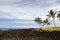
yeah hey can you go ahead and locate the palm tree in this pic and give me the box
[43,19,50,26]
[46,9,57,30]
[57,11,60,20]
[34,17,42,24]
[34,17,43,31]
[42,18,51,31]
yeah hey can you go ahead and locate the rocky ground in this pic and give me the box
[0,29,60,40]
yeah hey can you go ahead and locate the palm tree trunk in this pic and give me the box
[52,18,57,30]
[47,24,50,31]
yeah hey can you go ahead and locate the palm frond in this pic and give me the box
[34,17,42,23]
[57,13,60,20]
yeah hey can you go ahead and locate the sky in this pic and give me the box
[0,0,60,28]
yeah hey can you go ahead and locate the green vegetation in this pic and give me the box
[42,26,60,31]
[34,9,60,31]
[46,10,57,30]
[57,11,60,20]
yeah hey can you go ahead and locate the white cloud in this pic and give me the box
[0,0,60,20]
[0,5,47,20]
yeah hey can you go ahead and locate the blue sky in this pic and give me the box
[0,0,60,28]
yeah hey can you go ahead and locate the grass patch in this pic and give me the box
[42,26,60,31]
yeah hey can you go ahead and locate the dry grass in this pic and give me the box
[42,26,60,31]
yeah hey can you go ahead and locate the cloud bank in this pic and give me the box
[0,0,60,20]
